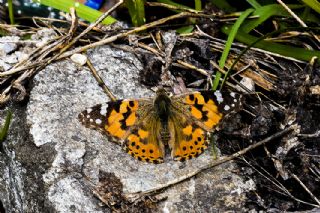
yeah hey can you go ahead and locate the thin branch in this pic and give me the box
[86,58,117,101]
[276,0,320,46]
[0,8,79,103]
[146,2,202,14]
[291,173,320,206]
[136,42,165,58]
[298,130,320,138]
[59,0,124,54]
[58,12,215,60]
[209,60,253,93]
[177,60,210,77]
[3,12,215,78]
[0,37,63,77]
[196,26,306,64]
[172,60,238,90]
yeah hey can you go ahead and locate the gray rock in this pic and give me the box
[0,36,19,56]
[0,106,56,212]
[0,36,19,71]
[1,45,251,212]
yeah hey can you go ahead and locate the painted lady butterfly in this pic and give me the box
[78,88,242,163]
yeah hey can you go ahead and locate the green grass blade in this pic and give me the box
[125,0,145,26]
[174,0,201,34]
[210,136,218,160]
[302,6,311,20]
[34,0,117,25]
[241,4,304,33]
[194,0,202,11]
[222,25,320,62]
[176,25,194,34]
[212,8,254,90]
[0,110,12,142]
[246,0,261,9]
[301,0,320,14]
[157,0,193,10]
[8,0,15,24]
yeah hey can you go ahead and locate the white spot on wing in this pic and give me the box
[224,105,230,111]
[230,92,236,98]
[214,91,224,103]
[86,108,92,113]
[234,98,237,103]
[231,104,235,107]
[95,119,102,124]
[89,119,93,122]
[100,103,108,115]
[86,115,90,118]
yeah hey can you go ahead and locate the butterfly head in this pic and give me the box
[154,88,172,120]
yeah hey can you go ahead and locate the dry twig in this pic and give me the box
[59,0,124,54]
[0,8,79,103]
[291,173,320,206]
[58,12,216,60]
[276,0,320,46]
[86,58,117,101]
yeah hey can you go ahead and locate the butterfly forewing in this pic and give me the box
[78,103,109,135]
[78,100,142,140]
[175,90,242,131]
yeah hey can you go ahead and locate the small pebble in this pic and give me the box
[70,53,87,66]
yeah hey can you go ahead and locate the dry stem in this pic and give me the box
[86,58,117,101]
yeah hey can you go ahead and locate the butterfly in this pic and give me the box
[78,88,242,164]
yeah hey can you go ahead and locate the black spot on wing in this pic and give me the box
[179,157,186,162]
[106,101,122,114]
[119,106,132,130]
[185,134,192,141]
[131,128,138,135]
[129,101,135,107]
[193,96,204,112]
[153,159,162,164]
[200,110,209,122]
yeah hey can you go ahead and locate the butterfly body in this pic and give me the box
[79,89,242,163]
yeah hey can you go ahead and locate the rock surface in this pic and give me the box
[0,45,252,212]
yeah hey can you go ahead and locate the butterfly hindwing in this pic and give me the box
[168,112,209,161]
[124,113,165,163]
